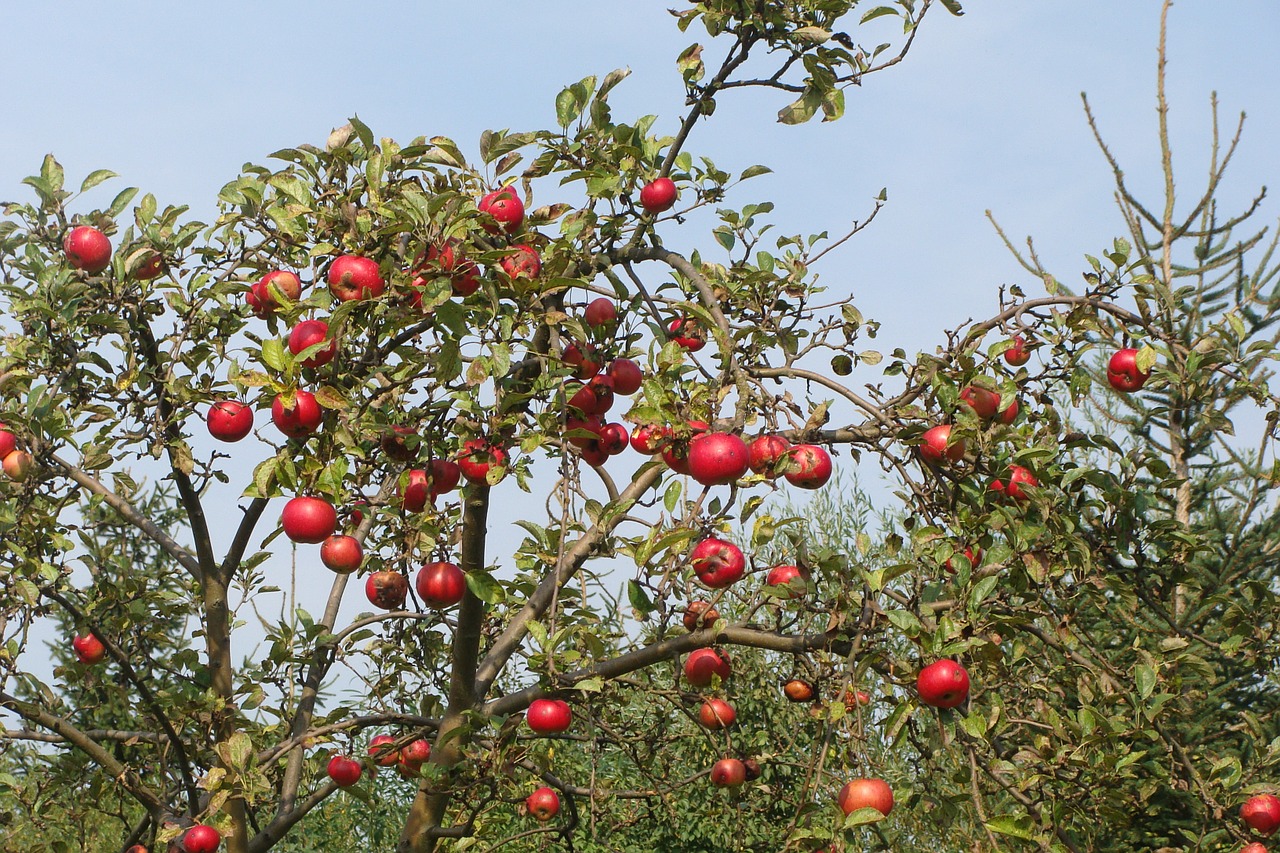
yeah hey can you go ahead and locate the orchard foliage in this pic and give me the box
[1,1,1279,852]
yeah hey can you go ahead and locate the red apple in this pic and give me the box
[838,778,894,817]
[416,561,466,609]
[1241,844,1268,853]
[365,570,409,611]
[916,659,970,709]
[710,757,746,788]
[783,679,815,702]
[526,786,561,821]
[457,439,507,485]
[764,564,808,599]
[288,319,337,368]
[248,269,303,317]
[944,545,982,575]
[1241,794,1280,837]
[698,698,736,729]
[72,633,106,665]
[206,401,254,442]
[134,251,165,280]
[327,754,363,787]
[368,734,399,767]
[320,535,363,574]
[687,432,750,486]
[841,688,872,710]
[430,459,462,498]
[414,240,481,297]
[563,342,602,379]
[327,255,385,301]
[639,177,678,214]
[959,385,1001,420]
[399,468,431,513]
[566,415,604,449]
[182,825,221,853]
[2,450,33,482]
[479,186,525,234]
[997,396,1020,425]
[380,425,418,463]
[668,317,706,351]
[125,846,148,853]
[583,297,617,328]
[630,424,668,455]
[607,358,643,395]
[597,423,630,455]
[989,464,1038,503]
[747,434,790,477]
[281,496,337,544]
[400,738,431,766]
[662,420,709,475]
[63,225,112,273]
[683,600,719,631]
[690,537,746,589]
[527,698,572,734]
[784,444,832,489]
[499,244,541,280]
[919,424,964,464]
[272,390,323,439]
[0,426,15,459]
[1107,347,1150,392]
[1004,335,1030,366]
[348,500,367,529]
[684,648,731,687]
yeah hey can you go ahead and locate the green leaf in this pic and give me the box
[940,0,965,14]
[886,609,922,637]
[777,90,822,125]
[860,6,900,23]
[40,154,65,193]
[80,169,117,193]
[985,814,1035,840]
[627,579,655,615]
[843,806,888,827]
[739,165,772,181]
[663,480,682,514]
[260,338,288,372]
[1135,663,1157,700]
[464,569,505,604]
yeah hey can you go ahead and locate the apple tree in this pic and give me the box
[2,1,1279,852]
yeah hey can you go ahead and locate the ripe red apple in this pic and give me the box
[320,535,363,574]
[630,424,668,455]
[662,420,709,474]
[400,738,431,766]
[698,698,737,729]
[748,434,791,477]
[63,225,112,273]
[916,659,970,709]
[527,698,572,734]
[457,439,507,485]
[562,342,601,379]
[583,297,617,328]
[3,450,34,482]
[365,570,409,611]
[368,734,399,767]
[668,317,706,351]
[479,186,525,234]
[710,757,746,788]
[567,382,599,414]
[841,688,872,710]
[960,385,1001,420]
[248,269,304,317]
[783,679,815,702]
[1107,347,1150,392]
[414,240,481,297]
[499,244,541,280]
[125,845,148,853]
[526,786,561,821]
[380,425,418,463]
[327,754,363,787]
[687,432,750,486]
[327,255,385,301]
[690,537,746,589]
[997,396,1020,425]
[639,177,678,214]
[566,414,604,449]
[1241,794,1280,837]
[399,468,431,513]
[597,423,630,455]
[585,374,616,415]
[684,648,731,687]
[989,464,1038,503]
[683,600,719,631]
[0,426,15,459]
[943,545,982,574]
[1241,844,1268,853]
[765,564,808,599]
[1004,335,1030,366]
[416,561,466,609]
[271,390,323,439]
[280,496,336,544]
[134,251,165,280]
[784,444,832,489]
[578,438,609,466]
[288,319,337,368]
[182,825,221,853]
[607,358,643,395]
[206,401,254,442]
[72,633,106,665]
[430,459,462,498]
[838,778,894,817]
[919,424,964,464]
